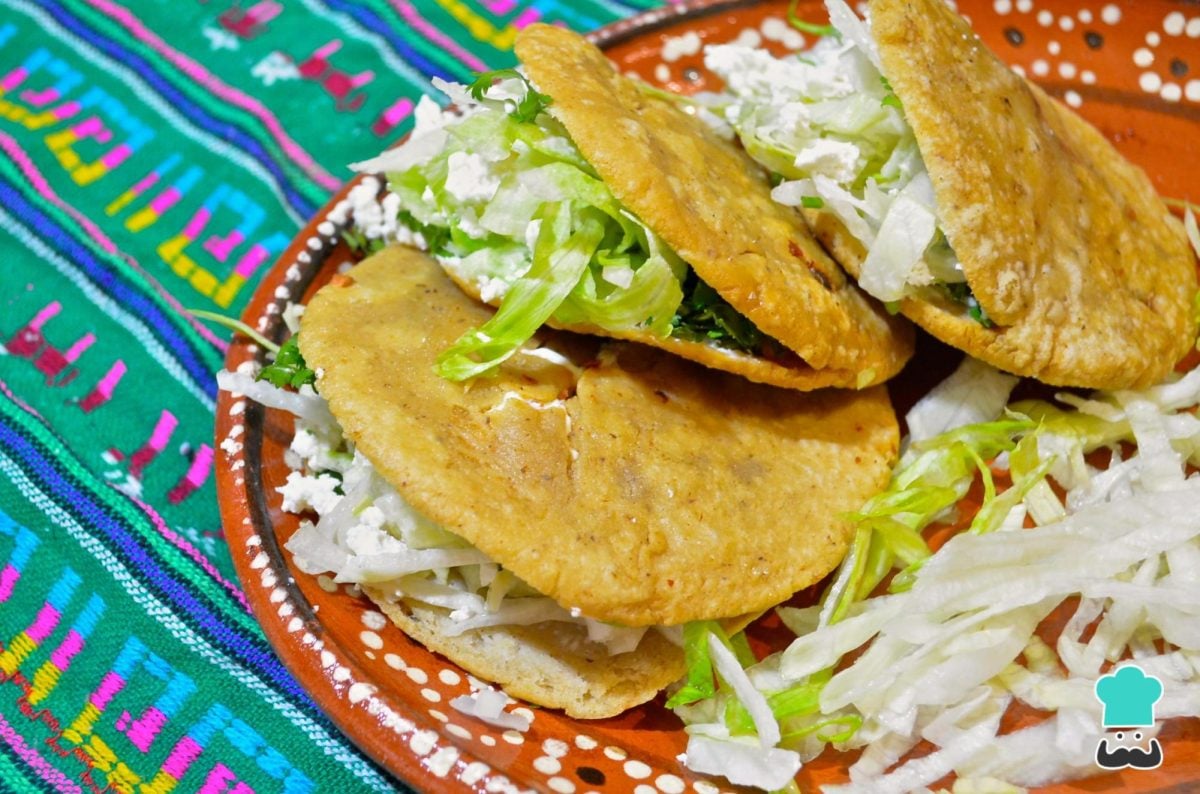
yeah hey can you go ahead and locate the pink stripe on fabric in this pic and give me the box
[20,87,60,108]
[29,301,62,330]
[62,333,95,363]
[380,97,414,127]
[84,0,340,191]
[512,8,540,28]
[100,143,133,169]
[128,171,160,195]
[198,762,237,794]
[233,244,268,278]
[71,116,103,138]
[95,360,127,397]
[125,492,249,613]
[182,208,211,239]
[388,0,489,72]
[53,100,82,120]
[183,444,213,487]
[0,710,84,793]
[50,630,85,669]
[148,186,182,214]
[0,566,19,603]
[91,672,125,710]
[147,411,178,452]
[0,131,228,351]
[26,604,60,643]
[482,0,516,13]
[162,735,203,779]
[1,68,28,92]
[126,706,167,752]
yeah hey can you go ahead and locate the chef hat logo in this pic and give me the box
[1094,665,1163,728]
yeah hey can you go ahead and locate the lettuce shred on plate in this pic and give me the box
[348,71,782,380]
[670,352,1200,792]
[702,0,991,325]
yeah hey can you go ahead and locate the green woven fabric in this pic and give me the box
[0,0,658,789]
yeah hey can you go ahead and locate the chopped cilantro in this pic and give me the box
[787,0,839,37]
[396,210,451,256]
[945,282,995,328]
[880,76,903,110]
[258,335,317,389]
[800,195,825,209]
[467,68,552,123]
[341,227,387,260]
[670,274,765,353]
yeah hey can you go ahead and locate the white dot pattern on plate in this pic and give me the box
[439,669,461,686]
[548,778,576,794]
[542,738,569,758]
[421,687,442,703]
[428,709,448,723]
[533,756,562,775]
[656,774,685,794]
[634,785,657,794]
[384,653,405,670]
[446,723,472,740]
[360,610,388,631]
[502,730,524,745]
[574,734,598,750]
[624,760,652,780]
[603,745,628,761]
[359,630,383,650]
[405,666,428,684]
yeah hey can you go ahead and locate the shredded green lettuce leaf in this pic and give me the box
[373,74,784,380]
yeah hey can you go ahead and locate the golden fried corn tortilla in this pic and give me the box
[301,246,899,631]
[808,0,1197,389]
[451,24,913,391]
[363,589,686,719]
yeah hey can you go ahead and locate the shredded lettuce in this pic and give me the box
[355,74,780,379]
[705,0,996,324]
[675,360,1200,792]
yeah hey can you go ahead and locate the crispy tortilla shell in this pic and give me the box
[362,588,685,719]
[444,268,861,392]
[513,24,914,386]
[300,246,899,628]
[850,0,1198,388]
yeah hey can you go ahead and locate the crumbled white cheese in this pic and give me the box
[277,471,342,515]
[444,151,501,204]
[792,138,861,183]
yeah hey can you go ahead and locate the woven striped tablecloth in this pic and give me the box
[0,1,658,789]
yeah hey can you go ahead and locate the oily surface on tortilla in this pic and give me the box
[513,24,913,385]
[857,0,1197,389]
[300,246,899,628]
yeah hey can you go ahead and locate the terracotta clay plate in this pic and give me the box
[215,1,1200,791]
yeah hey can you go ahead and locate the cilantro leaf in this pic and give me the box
[341,227,387,260]
[800,195,825,209]
[670,274,766,353]
[258,335,316,389]
[787,0,839,37]
[467,68,552,123]
[944,282,995,328]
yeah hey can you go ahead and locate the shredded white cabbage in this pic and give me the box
[905,358,1019,443]
[677,361,1200,791]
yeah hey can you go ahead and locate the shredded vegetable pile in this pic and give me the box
[670,352,1200,792]
[351,72,775,381]
[704,0,988,323]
